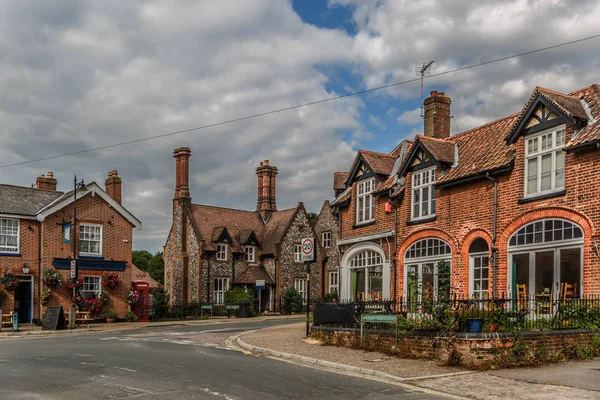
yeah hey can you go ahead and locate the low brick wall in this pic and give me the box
[311,326,600,368]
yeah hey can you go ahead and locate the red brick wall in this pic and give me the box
[395,126,600,297]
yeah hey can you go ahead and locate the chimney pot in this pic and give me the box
[438,92,445,97]
[260,161,264,167]
[105,170,122,205]
[36,172,57,191]
[430,91,438,96]
[264,160,269,166]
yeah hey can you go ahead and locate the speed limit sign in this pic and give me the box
[301,237,315,262]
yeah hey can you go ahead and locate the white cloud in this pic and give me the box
[397,108,422,126]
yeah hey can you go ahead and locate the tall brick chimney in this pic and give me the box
[173,147,191,199]
[256,160,278,219]
[424,91,451,139]
[36,172,57,191]
[105,170,122,204]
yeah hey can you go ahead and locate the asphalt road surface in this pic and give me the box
[0,319,450,399]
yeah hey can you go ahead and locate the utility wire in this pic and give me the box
[2,33,600,169]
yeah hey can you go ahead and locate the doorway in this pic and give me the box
[14,276,33,323]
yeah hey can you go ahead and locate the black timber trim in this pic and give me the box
[399,140,437,177]
[410,159,437,172]
[354,170,376,182]
[214,227,233,244]
[352,220,376,229]
[406,216,437,226]
[518,189,566,204]
[434,163,513,189]
[507,95,575,144]
[565,139,600,153]
[243,230,260,247]
[346,154,374,185]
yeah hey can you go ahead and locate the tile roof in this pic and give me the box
[333,172,348,190]
[567,84,600,148]
[0,184,63,216]
[390,186,405,199]
[361,150,397,176]
[132,264,162,288]
[190,204,297,254]
[418,135,455,164]
[235,264,274,284]
[331,187,351,206]
[375,176,396,193]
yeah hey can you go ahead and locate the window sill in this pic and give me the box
[79,254,104,260]
[518,189,566,204]
[0,252,21,257]
[352,220,376,229]
[406,216,437,226]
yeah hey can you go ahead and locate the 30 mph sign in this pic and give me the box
[301,237,315,262]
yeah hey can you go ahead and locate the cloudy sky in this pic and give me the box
[1,0,599,252]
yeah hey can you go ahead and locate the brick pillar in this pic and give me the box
[256,161,264,211]
[256,160,278,219]
[105,170,122,204]
[424,91,452,139]
[36,172,57,191]
[173,147,191,199]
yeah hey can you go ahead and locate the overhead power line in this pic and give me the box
[2,33,600,169]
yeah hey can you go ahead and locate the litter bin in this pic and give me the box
[239,302,250,318]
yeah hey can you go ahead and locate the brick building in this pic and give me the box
[0,171,142,323]
[331,84,600,304]
[163,148,320,310]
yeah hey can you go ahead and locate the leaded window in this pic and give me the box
[405,238,451,260]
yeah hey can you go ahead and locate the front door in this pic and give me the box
[14,277,32,323]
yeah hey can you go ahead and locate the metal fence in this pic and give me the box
[152,302,246,320]
[324,294,600,332]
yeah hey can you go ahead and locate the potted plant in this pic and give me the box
[0,272,19,292]
[102,272,120,290]
[105,311,118,323]
[460,304,484,333]
[125,311,137,322]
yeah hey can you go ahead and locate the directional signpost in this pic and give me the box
[70,260,76,279]
[301,238,315,336]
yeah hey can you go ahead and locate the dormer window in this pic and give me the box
[411,167,436,221]
[244,246,255,262]
[216,243,227,261]
[525,126,565,197]
[356,178,375,224]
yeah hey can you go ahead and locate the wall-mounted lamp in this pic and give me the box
[594,242,600,257]
[22,264,30,274]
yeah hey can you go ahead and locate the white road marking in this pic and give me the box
[200,387,238,399]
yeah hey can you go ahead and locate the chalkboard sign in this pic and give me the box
[42,306,66,331]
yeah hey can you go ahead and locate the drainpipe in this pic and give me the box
[393,199,398,306]
[206,254,211,304]
[37,222,42,323]
[485,173,498,297]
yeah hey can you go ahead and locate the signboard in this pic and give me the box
[42,306,66,331]
[256,279,265,290]
[63,223,71,244]
[70,260,76,279]
[301,237,315,262]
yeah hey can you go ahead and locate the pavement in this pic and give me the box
[0,318,451,399]
[237,322,600,399]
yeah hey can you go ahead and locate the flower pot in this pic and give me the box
[106,318,115,324]
[488,323,497,333]
[466,318,483,333]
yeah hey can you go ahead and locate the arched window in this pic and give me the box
[508,219,583,305]
[404,238,452,306]
[469,239,489,299]
[349,250,383,301]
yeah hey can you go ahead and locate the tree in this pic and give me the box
[147,252,164,285]
[307,212,318,227]
[132,250,152,271]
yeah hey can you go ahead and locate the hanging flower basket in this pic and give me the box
[79,292,109,317]
[41,288,52,306]
[43,268,63,288]
[127,288,140,306]
[67,277,84,291]
[0,272,18,292]
[102,272,120,290]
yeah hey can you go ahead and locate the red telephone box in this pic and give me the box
[132,281,150,322]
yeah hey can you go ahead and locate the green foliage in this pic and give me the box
[125,311,138,322]
[282,287,303,314]
[224,286,253,305]
[557,301,600,330]
[105,311,118,319]
[307,212,318,227]
[323,290,338,303]
[133,250,164,285]
[132,250,153,271]
[150,288,169,318]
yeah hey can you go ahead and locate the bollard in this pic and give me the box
[69,306,76,329]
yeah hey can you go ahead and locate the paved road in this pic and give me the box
[0,320,450,399]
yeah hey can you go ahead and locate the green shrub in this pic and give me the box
[150,288,169,319]
[105,311,118,319]
[224,286,253,305]
[282,287,303,314]
[323,290,338,303]
[125,311,138,322]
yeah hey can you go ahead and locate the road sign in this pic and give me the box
[256,280,265,290]
[301,237,315,262]
[70,260,76,279]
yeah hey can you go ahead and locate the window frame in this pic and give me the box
[294,244,302,263]
[328,271,339,294]
[216,243,227,261]
[213,277,229,305]
[411,167,436,221]
[524,125,566,198]
[0,218,20,254]
[469,252,490,299]
[356,178,375,225]
[321,231,332,248]
[244,245,255,262]
[79,223,103,257]
[293,278,308,305]
[81,276,102,300]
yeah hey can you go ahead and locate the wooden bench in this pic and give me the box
[0,313,11,331]
[64,311,91,328]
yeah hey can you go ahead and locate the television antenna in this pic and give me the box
[415,61,434,118]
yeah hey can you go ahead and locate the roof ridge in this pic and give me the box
[449,112,520,140]
[0,182,64,194]
[417,135,453,143]
[359,149,395,157]
[192,203,258,214]
[568,83,599,97]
